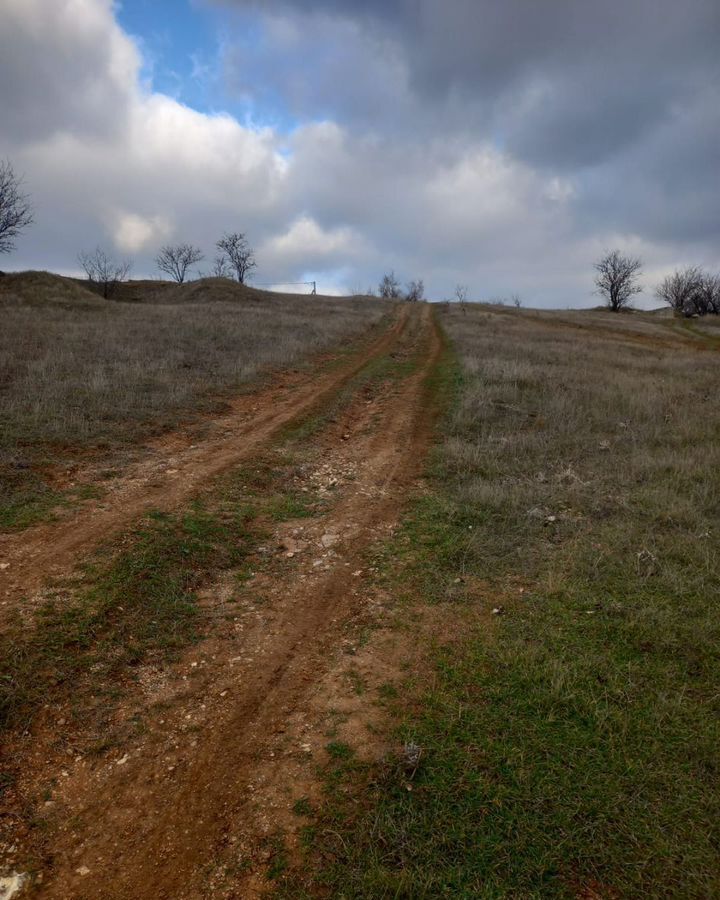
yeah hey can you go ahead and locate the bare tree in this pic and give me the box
[379,271,402,299]
[655,266,703,317]
[156,243,204,283]
[216,232,256,283]
[0,159,34,255]
[455,284,468,313]
[511,293,522,309]
[594,250,643,312]
[695,271,720,315]
[405,278,425,302]
[211,254,233,278]
[78,247,132,299]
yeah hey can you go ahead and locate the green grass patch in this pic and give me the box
[293,797,314,817]
[0,463,64,530]
[267,491,316,522]
[0,500,255,732]
[326,741,355,761]
[0,486,63,531]
[0,462,108,532]
[266,835,290,881]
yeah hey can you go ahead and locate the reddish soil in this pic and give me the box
[1,303,443,898]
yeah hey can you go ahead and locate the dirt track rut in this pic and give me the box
[2,303,442,898]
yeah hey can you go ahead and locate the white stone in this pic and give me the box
[0,873,28,900]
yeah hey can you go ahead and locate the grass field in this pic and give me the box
[298,306,720,897]
[0,272,387,529]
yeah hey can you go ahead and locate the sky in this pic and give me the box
[1,0,718,306]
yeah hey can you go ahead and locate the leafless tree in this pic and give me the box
[156,243,204,283]
[455,284,468,312]
[695,271,720,315]
[78,247,132,299]
[405,278,424,302]
[593,250,643,312]
[0,159,34,254]
[210,254,233,278]
[655,266,703,317]
[216,232,256,283]
[379,271,402,299]
[511,293,522,309]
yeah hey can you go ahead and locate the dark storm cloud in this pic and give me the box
[577,87,720,248]
[218,0,720,255]
[220,0,720,169]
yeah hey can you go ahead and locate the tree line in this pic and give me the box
[594,249,720,316]
[374,272,425,301]
[2,159,717,314]
[77,234,256,297]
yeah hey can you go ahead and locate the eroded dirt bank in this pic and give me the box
[2,303,443,898]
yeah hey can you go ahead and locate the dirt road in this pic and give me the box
[1,303,443,898]
[0,305,408,631]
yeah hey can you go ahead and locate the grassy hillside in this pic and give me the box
[0,270,106,309]
[0,272,388,529]
[71,275,336,306]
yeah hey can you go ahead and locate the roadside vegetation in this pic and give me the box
[0,271,387,529]
[298,306,720,897]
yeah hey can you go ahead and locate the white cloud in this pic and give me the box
[1,0,139,140]
[260,216,368,271]
[112,212,172,254]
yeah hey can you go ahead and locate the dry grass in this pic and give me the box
[443,306,719,525]
[0,271,388,527]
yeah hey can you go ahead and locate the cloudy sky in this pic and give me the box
[1,0,718,306]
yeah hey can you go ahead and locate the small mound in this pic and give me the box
[584,305,636,314]
[172,277,269,304]
[81,277,273,305]
[1,271,345,308]
[109,277,304,305]
[75,278,180,303]
[0,271,103,308]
